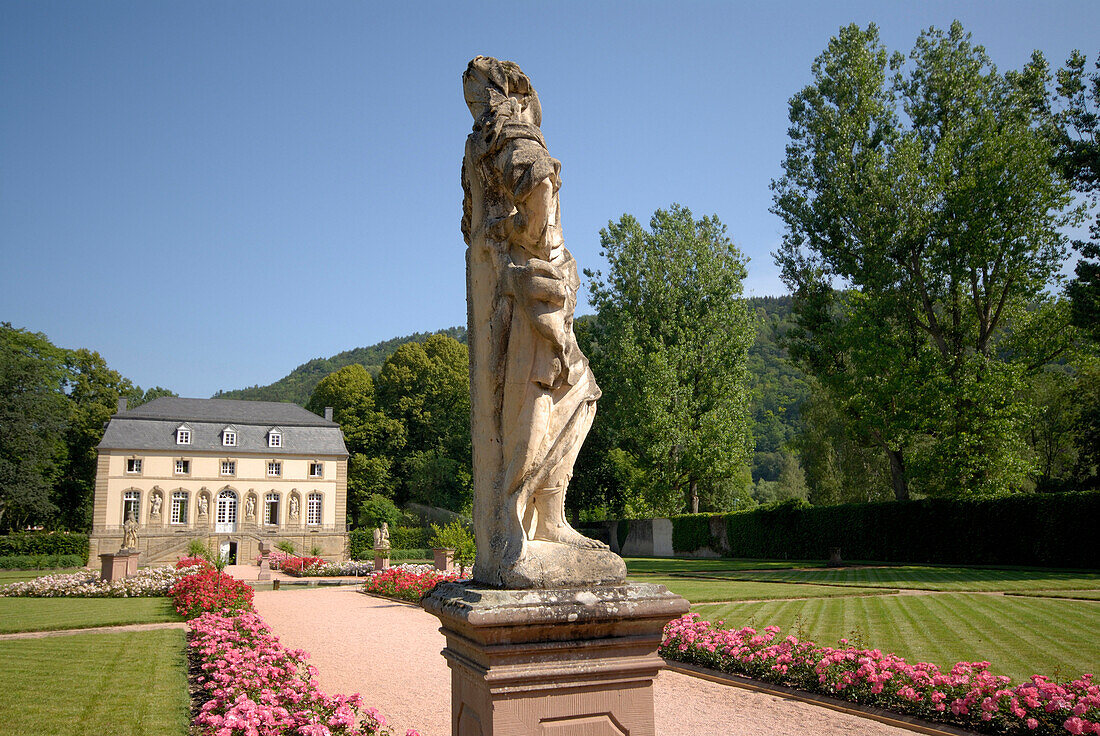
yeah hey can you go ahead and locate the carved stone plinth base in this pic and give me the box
[99,550,140,581]
[423,581,689,736]
[434,548,455,573]
[374,551,390,572]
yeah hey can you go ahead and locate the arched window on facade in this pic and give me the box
[171,491,189,525]
[123,490,140,524]
[216,489,238,533]
[264,492,280,526]
[306,493,322,526]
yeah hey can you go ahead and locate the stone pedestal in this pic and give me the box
[434,547,455,573]
[374,549,390,572]
[423,581,688,736]
[99,550,140,581]
[257,547,271,581]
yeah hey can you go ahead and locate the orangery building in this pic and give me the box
[90,397,349,565]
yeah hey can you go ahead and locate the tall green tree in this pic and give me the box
[306,363,404,525]
[375,334,471,512]
[0,324,69,531]
[771,22,1078,497]
[1050,50,1100,340]
[586,205,755,514]
[55,349,135,529]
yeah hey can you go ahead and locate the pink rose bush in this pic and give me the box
[191,611,417,736]
[661,613,1100,736]
[280,556,326,576]
[362,564,461,603]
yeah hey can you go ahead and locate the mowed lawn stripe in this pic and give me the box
[637,576,895,603]
[692,593,1100,682]
[0,597,181,634]
[0,629,190,736]
[704,566,1100,592]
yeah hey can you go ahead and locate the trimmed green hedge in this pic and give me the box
[0,532,88,559]
[720,492,1099,568]
[0,554,86,570]
[348,527,432,560]
[671,515,722,553]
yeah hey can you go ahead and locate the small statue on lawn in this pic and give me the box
[373,522,391,550]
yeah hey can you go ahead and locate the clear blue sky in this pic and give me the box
[2,1,1097,398]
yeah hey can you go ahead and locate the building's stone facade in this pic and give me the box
[90,397,349,565]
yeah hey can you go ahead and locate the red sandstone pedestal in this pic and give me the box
[374,549,390,572]
[422,581,688,736]
[433,548,455,573]
[99,550,140,581]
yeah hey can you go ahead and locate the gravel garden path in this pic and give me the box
[253,586,919,736]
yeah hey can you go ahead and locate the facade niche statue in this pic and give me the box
[461,56,626,588]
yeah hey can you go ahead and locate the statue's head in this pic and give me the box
[463,56,541,127]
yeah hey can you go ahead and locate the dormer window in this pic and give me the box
[222,427,238,447]
[268,429,282,448]
[176,425,192,445]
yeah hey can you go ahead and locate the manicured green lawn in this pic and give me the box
[634,575,895,603]
[693,592,1100,683]
[0,597,181,634]
[696,565,1100,592]
[1009,589,1100,601]
[0,629,190,735]
[0,568,84,584]
[624,557,813,574]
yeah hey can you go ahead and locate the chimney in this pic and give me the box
[324,406,334,421]
[117,397,128,413]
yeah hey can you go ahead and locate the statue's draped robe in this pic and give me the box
[465,111,601,581]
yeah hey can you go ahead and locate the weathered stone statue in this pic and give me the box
[373,523,391,550]
[150,492,162,519]
[122,511,138,550]
[461,56,626,588]
[245,494,256,521]
[289,495,300,520]
[197,492,209,518]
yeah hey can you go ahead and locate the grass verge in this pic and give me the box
[695,565,1100,592]
[0,597,181,634]
[634,575,895,603]
[0,568,84,585]
[0,629,190,735]
[624,557,813,574]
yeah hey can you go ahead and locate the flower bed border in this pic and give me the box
[665,659,983,736]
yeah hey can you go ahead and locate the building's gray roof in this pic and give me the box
[98,398,348,456]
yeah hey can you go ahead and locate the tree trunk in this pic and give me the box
[689,479,699,514]
[887,449,909,501]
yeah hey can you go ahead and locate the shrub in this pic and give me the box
[721,492,1100,567]
[0,566,190,597]
[0,554,85,570]
[0,532,88,558]
[391,548,431,561]
[671,514,721,553]
[391,526,430,550]
[359,493,404,530]
[363,564,459,603]
[662,613,1100,736]
[429,521,476,566]
[188,611,401,735]
[186,539,209,558]
[168,566,253,619]
[275,539,296,555]
[280,556,325,576]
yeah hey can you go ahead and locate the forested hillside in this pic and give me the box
[213,326,467,404]
[211,299,810,490]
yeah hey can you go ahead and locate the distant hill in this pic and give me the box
[213,326,467,405]
[213,300,810,483]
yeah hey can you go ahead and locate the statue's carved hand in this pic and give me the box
[507,259,568,307]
